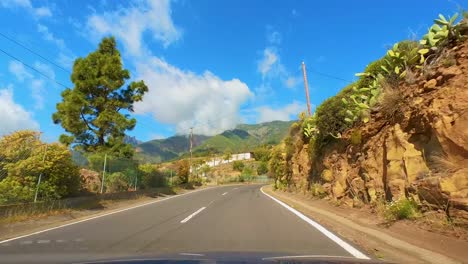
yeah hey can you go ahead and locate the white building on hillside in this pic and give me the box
[206,152,253,167]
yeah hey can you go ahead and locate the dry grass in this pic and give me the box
[430,154,466,173]
[379,85,404,119]
[442,53,457,68]
[0,209,72,225]
[404,67,417,84]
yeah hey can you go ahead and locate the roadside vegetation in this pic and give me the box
[267,12,468,227]
[0,37,202,207]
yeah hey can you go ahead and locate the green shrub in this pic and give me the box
[384,198,421,221]
[289,122,301,136]
[139,164,165,188]
[232,160,245,172]
[241,165,254,176]
[253,146,271,162]
[176,159,190,184]
[0,131,81,203]
[313,85,354,154]
[310,183,327,198]
[269,146,286,179]
[257,161,269,175]
[106,172,129,192]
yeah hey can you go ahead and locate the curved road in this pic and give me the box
[0,184,368,263]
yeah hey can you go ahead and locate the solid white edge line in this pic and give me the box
[180,207,206,223]
[262,255,356,260]
[260,186,369,260]
[0,186,217,244]
[179,253,205,256]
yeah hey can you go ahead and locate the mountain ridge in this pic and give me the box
[135,120,294,163]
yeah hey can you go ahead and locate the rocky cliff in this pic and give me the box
[284,41,467,224]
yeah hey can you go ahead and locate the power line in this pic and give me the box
[0,47,68,88]
[0,32,71,74]
[308,68,354,83]
[294,64,354,83]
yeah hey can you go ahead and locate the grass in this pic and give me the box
[384,198,421,221]
[379,84,404,119]
[430,154,466,173]
[310,183,327,198]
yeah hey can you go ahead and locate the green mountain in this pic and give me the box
[135,120,294,163]
[135,135,210,163]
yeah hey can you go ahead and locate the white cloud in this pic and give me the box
[256,101,304,123]
[36,24,75,70]
[8,60,55,109]
[257,47,280,77]
[257,29,300,90]
[133,57,253,135]
[34,6,51,17]
[0,87,39,136]
[267,30,281,45]
[30,79,45,109]
[0,0,31,8]
[34,61,55,80]
[8,61,32,81]
[285,76,301,89]
[86,0,181,57]
[37,24,66,50]
[0,0,52,18]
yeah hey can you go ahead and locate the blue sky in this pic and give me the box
[0,0,464,142]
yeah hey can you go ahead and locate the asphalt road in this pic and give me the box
[0,184,369,263]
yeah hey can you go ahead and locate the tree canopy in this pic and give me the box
[0,130,81,204]
[52,37,148,157]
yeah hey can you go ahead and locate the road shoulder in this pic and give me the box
[0,185,219,242]
[262,185,467,264]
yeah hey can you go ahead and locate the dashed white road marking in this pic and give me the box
[222,192,228,196]
[260,186,369,260]
[0,186,217,245]
[56,239,66,243]
[74,238,84,242]
[179,253,204,256]
[19,240,33,245]
[180,207,206,223]
[37,240,50,244]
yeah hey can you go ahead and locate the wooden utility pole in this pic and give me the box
[189,127,193,177]
[301,61,312,115]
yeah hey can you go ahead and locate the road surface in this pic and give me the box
[0,184,369,263]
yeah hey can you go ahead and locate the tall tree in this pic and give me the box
[52,37,148,157]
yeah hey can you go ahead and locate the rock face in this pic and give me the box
[287,42,468,220]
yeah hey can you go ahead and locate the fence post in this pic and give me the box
[100,154,107,194]
[34,145,48,203]
[134,170,138,191]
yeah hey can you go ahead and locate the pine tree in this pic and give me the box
[52,37,148,157]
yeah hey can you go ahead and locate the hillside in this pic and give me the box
[269,14,468,229]
[135,135,210,163]
[135,120,293,163]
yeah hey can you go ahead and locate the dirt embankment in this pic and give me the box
[265,185,468,264]
[288,42,468,224]
[279,41,468,263]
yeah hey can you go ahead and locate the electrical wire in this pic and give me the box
[0,47,68,88]
[0,32,71,74]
